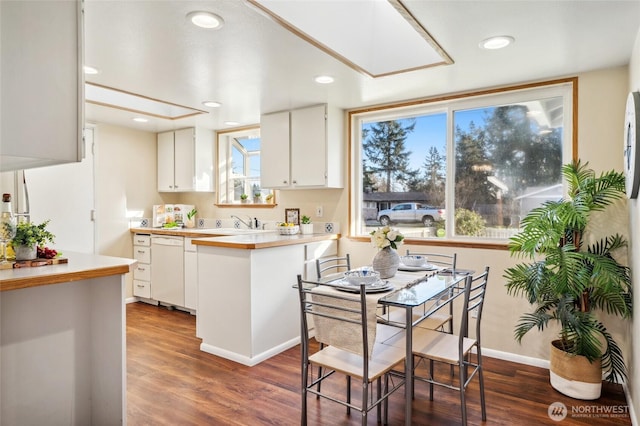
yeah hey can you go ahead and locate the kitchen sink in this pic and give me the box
[194,228,275,235]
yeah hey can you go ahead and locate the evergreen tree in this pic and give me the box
[423,146,446,205]
[455,122,492,209]
[362,120,415,192]
[484,105,562,193]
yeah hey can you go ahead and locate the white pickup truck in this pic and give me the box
[376,203,445,226]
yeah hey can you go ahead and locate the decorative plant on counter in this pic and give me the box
[11,220,55,249]
[187,208,198,221]
[11,220,57,260]
[504,160,632,398]
[240,194,248,203]
[301,215,311,225]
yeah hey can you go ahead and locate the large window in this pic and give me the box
[351,80,574,242]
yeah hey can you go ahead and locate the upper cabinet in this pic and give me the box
[1,0,84,171]
[158,127,214,192]
[261,104,344,189]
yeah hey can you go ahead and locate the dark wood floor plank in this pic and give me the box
[127,302,631,425]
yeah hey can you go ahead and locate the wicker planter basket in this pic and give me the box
[549,339,602,400]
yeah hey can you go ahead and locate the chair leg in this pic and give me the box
[301,362,308,426]
[384,374,389,425]
[377,377,382,422]
[477,348,487,421]
[316,342,324,398]
[429,359,434,401]
[347,376,352,415]
[459,359,468,425]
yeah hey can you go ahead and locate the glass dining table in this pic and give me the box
[319,269,468,425]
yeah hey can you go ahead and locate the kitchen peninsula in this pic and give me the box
[0,252,136,425]
[192,232,339,366]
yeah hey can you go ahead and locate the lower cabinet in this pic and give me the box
[132,233,197,314]
[184,238,198,311]
[133,234,152,299]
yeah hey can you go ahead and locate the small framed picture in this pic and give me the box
[285,208,300,225]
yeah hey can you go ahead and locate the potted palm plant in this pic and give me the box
[504,160,632,400]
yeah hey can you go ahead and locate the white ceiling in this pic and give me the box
[84,0,640,134]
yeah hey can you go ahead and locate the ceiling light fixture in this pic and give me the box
[187,11,224,29]
[203,101,222,108]
[314,75,334,84]
[132,117,148,123]
[224,121,239,126]
[83,65,99,75]
[479,35,514,50]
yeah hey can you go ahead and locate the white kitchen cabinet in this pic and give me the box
[1,0,84,171]
[133,234,152,299]
[184,238,198,312]
[261,104,344,189]
[158,127,214,192]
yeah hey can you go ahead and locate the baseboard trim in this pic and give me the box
[482,347,549,369]
[200,337,301,367]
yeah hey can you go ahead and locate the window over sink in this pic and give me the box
[216,126,275,206]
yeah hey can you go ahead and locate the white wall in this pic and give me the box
[93,123,168,297]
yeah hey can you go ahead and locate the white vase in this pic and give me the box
[14,245,37,261]
[372,247,400,279]
[300,224,313,234]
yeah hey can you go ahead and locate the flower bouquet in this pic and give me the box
[370,226,404,249]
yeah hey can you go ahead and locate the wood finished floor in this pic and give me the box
[127,302,631,425]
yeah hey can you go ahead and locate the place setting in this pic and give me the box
[327,268,395,293]
[397,254,442,272]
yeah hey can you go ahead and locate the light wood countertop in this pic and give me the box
[191,232,340,249]
[130,227,340,249]
[0,252,137,292]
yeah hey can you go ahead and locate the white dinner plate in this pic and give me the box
[330,278,394,293]
[397,263,440,272]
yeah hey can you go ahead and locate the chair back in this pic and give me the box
[459,267,490,346]
[406,250,456,271]
[297,275,376,359]
[316,254,351,279]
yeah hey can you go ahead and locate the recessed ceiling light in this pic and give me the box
[203,101,222,108]
[187,11,224,29]
[314,75,334,84]
[479,35,514,50]
[83,65,99,75]
[132,117,148,123]
[224,121,239,126]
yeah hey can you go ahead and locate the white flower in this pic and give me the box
[370,227,404,250]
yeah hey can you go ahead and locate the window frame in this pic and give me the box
[348,78,577,249]
[215,126,277,208]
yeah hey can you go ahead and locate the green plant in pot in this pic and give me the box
[504,160,632,400]
[11,220,55,260]
[300,215,313,234]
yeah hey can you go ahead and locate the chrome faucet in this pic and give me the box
[231,215,254,229]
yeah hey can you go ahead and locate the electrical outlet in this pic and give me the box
[316,206,323,217]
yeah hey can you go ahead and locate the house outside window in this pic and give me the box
[350,80,574,243]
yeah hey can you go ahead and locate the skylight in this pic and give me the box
[85,83,207,120]
[249,0,452,78]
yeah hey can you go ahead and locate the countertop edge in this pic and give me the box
[1,252,137,292]
[192,233,340,249]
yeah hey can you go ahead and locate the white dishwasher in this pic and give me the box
[151,236,184,308]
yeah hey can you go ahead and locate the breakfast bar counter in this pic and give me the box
[0,252,136,425]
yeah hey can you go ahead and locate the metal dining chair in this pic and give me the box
[316,254,351,280]
[296,275,406,425]
[384,267,490,425]
[383,251,457,332]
